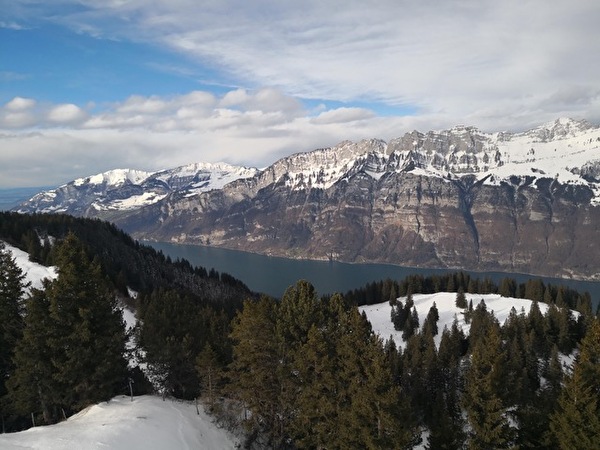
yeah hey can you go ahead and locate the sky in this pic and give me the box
[1,0,599,188]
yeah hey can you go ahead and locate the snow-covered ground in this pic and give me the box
[0,395,239,450]
[360,292,550,348]
[2,241,58,290]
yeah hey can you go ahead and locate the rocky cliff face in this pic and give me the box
[18,118,600,281]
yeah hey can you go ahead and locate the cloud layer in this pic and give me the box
[1,0,600,187]
[0,90,418,187]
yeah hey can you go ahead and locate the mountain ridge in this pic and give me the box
[15,118,600,281]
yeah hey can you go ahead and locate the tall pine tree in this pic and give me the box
[0,242,27,428]
[463,320,515,449]
[9,233,127,421]
[549,318,600,449]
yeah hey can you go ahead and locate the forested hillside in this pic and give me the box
[217,278,599,449]
[1,212,598,448]
[0,212,254,432]
[0,212,252,313]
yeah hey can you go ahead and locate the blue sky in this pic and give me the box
[1,0,599,188]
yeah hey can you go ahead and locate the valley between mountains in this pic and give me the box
[17,118,600,281]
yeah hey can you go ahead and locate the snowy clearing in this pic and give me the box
[2,241,58,290]
[360,292,550,349]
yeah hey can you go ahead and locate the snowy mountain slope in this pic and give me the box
[16,162,258,215]
[263,117,600,193]
[2,241,57,290]
[0,395,238,450]
[360,292,551,349]
[13,118,600,281]
[16,118,600,214]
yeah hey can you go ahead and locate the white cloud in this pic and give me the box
[7,1,600,127]
[311,107,375,125]
[2,1,600,187]
[47,104,87,124]
[5,97,36,111]
[0,89,417,187]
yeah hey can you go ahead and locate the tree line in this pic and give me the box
[345,272,594,315]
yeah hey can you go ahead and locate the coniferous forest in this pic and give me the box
[1,212,599,449]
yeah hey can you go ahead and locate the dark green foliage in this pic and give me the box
[463,320,515,449]
[138,288,232,399]
[196,343,223,411]
[229,296,281,445]
[0,212,252,315]
[550,318,600,449]
[455,288,467,308]
[402,306,419,340]
[230,282,415,449]
[498,277,516,297]
[8,234,128,423]
[8,287,57,424]
[0,242,27,427]
[423,301,440,336]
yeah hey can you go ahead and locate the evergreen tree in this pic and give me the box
[9,233,128,421]
[0,242,27,426]
[423,302,440,336]
[7,287,57,424]
[195,343,223,411]
[229,296,282,445]
[463,322,515,449]
[402,307,419,340]
[549,318,600,449]
[498,277,516,298]
[337,307,413,449]
[139,288,204,399]
[47,234,128,411]
[392,300,407,331]
[455,288,467,308]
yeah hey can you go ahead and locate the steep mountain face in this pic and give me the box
[16,163,258,216]
[17,118,600,281]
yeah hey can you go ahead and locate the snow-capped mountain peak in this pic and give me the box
[74,169,154,188]
[17,162,258,215]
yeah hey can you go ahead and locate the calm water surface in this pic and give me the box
[147,241,600,307]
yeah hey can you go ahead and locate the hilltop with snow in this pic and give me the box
[360,292,552,349]
[0,395,238,450]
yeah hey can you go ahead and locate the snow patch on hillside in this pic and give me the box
[360,292,550,349]
[2,241,57,290]
[0,395,239,450]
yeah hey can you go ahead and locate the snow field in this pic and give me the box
[360,292,550,349]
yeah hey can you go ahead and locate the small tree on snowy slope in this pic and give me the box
[455,288,467,309]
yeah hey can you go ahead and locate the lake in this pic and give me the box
[147,241,600,308]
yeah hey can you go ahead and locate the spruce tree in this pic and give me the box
[455,288,467,309]
[139,288,204,399]
[423,302,440,336]
[0,242,27,426]
[463,322,515,449]
[10,233,128,420]
[229,296,281,443]
[549,318,600,449]
[47,233,128,411]
[8,286,58,424]
[195,343,223,411]
[337,307,413,449]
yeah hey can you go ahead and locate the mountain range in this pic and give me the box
[16,118,600,281]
